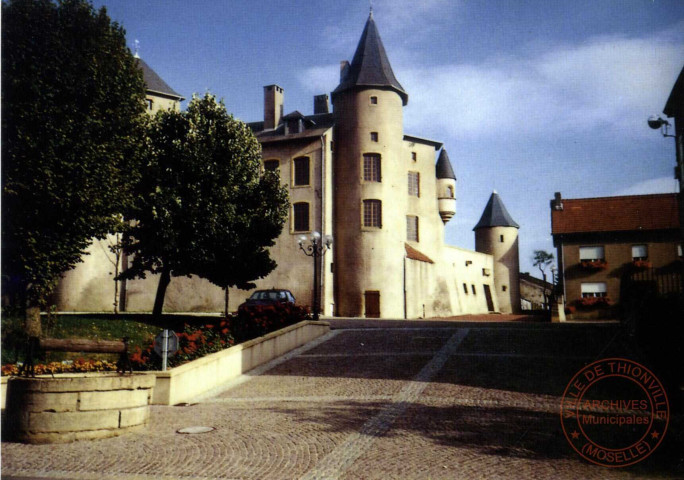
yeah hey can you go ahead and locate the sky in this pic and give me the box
[94,0,684,276]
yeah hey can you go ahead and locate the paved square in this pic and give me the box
[2,319,682,479]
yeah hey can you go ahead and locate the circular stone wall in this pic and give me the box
[4,373,155,444]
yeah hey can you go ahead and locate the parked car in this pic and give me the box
[237,289,296,314]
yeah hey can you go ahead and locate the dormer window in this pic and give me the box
[286,118,302,135]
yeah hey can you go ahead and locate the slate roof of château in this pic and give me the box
[436,149,456,180]
[551,193,680,235]
[473,192,520,230]
[332,12,408,105]
[137,58,183,99]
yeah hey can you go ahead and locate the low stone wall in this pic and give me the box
[151,320,330,405]
[4,373,155,444]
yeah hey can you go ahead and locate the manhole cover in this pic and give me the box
[177,426,215,434]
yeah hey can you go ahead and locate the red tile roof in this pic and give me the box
[405,243,434,263]
[551,193,680,235]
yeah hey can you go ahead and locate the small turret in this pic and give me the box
[436,149,457,224]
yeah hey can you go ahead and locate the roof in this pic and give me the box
[519,272,553,290]
[664,65,684,118]
[403,134,443,150]
[551,193,680,235]
[332,12,408,105]
[473,191,519,230]
[249,112,335,143]
[405,243,434,264]
[435,149,456,180]
[136,58,183,100]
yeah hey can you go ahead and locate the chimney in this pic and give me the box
[552,192,563,211]
[314,94,329,114]
[340,61,350,82]
[264,84,284,130]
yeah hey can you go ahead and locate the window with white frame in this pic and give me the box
[579,246,605,261]
[632,244,648,261]
[581,282,607,298]
[406,215,419,242]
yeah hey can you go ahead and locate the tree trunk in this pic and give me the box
[224,287,229,318]
[152,265,171,320]
[25,301,42,338]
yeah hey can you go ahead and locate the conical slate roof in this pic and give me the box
[473,191,519,230]
[436,149,456,180]
[136,57,183,99]
[332,12,408,105]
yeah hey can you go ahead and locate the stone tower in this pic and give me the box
[474,191,521,313]
[331,11,409,318]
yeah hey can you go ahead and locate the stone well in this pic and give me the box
[4,373,155,444]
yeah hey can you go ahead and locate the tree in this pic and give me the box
[532,250,555,312]
[1,0,147,335]
[120,94,289,320]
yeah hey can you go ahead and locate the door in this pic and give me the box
[483,284,495,312]
[364,290,380,318]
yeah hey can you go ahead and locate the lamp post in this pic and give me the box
[298,231,332,320]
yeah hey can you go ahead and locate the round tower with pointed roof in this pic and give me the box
[474,191,521,313]
[331,11,408,317]
[436,149,457,223]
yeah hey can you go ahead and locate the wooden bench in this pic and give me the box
[20,336,132,376]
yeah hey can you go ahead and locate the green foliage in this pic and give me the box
[121,93,289,313]
[532,250,554,275]
[1,0,147,307]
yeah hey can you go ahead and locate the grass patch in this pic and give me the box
[1,314,160,365]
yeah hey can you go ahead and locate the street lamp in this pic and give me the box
[298,231,332,320]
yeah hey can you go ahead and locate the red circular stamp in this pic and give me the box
[560,358,669,467]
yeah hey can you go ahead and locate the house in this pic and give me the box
[56,13,521,318]
[519,272,553,311]
[550,192,681,318]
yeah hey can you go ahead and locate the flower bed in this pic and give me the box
[2,304,310,375]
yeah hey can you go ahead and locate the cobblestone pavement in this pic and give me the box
[2,318,683,479]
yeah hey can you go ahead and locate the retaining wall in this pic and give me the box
[151,320,330,405]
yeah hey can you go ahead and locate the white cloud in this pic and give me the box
[612,176,680,196]
[399,31,682,140]
[301,19,683,143]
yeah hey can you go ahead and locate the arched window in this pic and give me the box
[293,202,310,232]
[263,159,279,172]
[447,185,454,198]
[363,200,382,228]
[293,157,310,186]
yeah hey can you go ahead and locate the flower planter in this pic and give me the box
[576,296,612,309]
[580,259,608,271]
[4,373,155,444]
[632,260,652,270]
